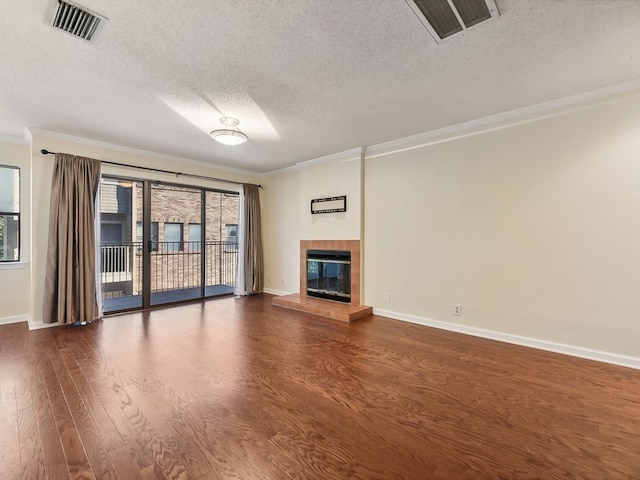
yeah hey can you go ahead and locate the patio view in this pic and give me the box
[100,178,239,312]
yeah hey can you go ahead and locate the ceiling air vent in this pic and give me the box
[407,0,499,42]
[49,0,108,42]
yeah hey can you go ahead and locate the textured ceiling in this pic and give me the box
[1,1,640,173]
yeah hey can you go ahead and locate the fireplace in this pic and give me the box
[306,250,351,303]
[272,240,371,322]
[301,240,362,307]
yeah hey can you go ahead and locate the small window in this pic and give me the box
[225,224,238,242]
[164,223,183,252]
[101,223,123,244]
[225,223,238,252]
[188,224,201,252]
[0,165,20,262]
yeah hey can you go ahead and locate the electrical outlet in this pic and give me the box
[453,304,462,316]
[281,280,285,287]
[268,277,272,285]
[383,292,391,303]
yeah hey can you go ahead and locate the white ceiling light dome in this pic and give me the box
[210,117,248,146]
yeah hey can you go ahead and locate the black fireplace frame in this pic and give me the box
[306,249,351,303]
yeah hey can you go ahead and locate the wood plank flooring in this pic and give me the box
[1,293,640,479]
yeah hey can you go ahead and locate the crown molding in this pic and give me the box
[260,164,300,177]
[0,133,29,145]
[366,78,640,159]
[295,147,362,168]
[18,78,640,178]
[262,78,640,177]
[262,147,362,176]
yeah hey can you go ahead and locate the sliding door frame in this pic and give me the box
[142,180,152,310]
[99,175,239,314]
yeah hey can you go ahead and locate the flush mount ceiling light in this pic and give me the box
[210,117,248,146]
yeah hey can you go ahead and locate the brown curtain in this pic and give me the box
[242,184,264,294]
[43,153,101,324]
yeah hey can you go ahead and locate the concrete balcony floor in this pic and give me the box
[103,284,235,312]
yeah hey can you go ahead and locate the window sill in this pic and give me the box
[0,262,27,270]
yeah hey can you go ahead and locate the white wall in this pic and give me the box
[28,132,260,325]
[364,90,640,358]
[0,141,30,322]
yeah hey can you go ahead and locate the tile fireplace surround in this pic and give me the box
[272,240,373,322]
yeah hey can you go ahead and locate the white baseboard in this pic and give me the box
[263,288,293,296]
[373,308,640,371]
[0,314,30,326]
[28,319,61,330]
[29,318,61,330]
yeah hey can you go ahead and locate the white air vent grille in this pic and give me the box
[50,0,107,42]
[408,0,499,42]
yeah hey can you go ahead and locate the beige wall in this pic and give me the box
[28,133,259,324]
[364,90,640,357]
[0,141,30,321]
[299,157,362,241]
[261,169,301,293]
[261,156,362,294]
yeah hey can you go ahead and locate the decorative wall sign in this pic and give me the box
[311,195,347,214]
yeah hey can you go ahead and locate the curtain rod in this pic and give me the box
[40,149,262,188]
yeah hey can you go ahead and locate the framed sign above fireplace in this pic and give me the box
[310,195,347,214]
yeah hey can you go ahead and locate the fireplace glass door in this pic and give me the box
[307,250,351,303]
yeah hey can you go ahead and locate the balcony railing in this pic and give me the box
[100,241,238,299]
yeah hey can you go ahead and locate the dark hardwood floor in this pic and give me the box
[1,294,639,479]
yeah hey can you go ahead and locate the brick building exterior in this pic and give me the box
[135,184,239,243]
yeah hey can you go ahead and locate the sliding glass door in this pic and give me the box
[99,178,144,311]
[150,184,202,306]
[99,177,239,313]
[205,191,239,297]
